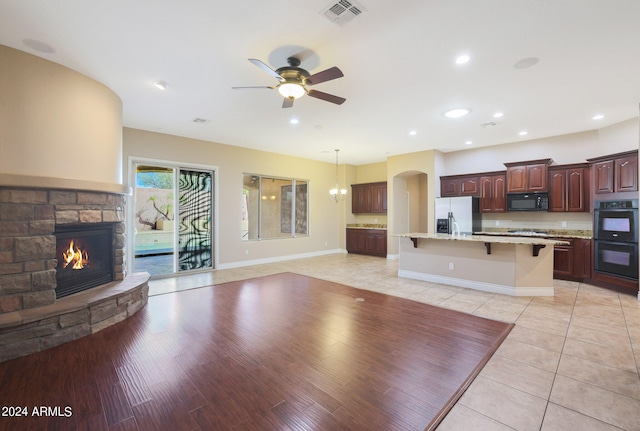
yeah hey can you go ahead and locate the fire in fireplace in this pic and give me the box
[54,223,116,298]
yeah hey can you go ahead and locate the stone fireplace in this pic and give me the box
[0,184,149,363]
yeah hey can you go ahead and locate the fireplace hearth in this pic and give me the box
[55,223,116,298]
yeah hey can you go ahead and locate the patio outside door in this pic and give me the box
[133,163,214,277]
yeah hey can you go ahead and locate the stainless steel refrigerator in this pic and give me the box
[435,196,481,234]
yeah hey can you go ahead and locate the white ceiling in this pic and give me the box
[1,0,639,165]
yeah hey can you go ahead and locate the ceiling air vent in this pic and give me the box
[320,0,365,27]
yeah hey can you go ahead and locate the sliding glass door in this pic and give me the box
[133,162,214,277]
[177,169,213,271]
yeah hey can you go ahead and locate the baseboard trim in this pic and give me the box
[398,270,554,296]
[218,249,346,270]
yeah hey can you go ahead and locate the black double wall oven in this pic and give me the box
[594,199,638,280]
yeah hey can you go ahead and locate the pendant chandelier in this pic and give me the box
[329,149,347,202]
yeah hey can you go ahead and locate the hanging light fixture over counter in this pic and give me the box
[330,149,347,203]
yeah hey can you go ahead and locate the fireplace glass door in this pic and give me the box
[134,164,214,276]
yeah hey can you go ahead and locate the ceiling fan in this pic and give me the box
[232,57,346,108]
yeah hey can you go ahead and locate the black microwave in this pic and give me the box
[507,192,549,212]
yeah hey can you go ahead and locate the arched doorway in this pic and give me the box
[390,171,428,255]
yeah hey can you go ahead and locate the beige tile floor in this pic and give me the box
[148,253,640,431]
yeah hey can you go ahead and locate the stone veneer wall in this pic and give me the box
[0,186,150,363]
[0,187,126,314]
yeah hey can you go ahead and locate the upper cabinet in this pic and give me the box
[352,182,387,214]
[440,171,506,212]
[504,159,552,193]
[548,164,589,212]
[440,174,480,197]
[479,173,506,213]
[440,178,460,197]
[588,150,638,195]
[615,154,638,192]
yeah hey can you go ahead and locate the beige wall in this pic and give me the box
[0,45,123,186]
[355,162,387,183]
[386,150,437,256]
[123,128,344,267]
[441,119,638,177]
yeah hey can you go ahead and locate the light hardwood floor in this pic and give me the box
[0,267,511,430]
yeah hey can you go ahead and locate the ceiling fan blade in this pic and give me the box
[248,58,285,82]
[282,97,294,108]
[231,86,274,90]
[307,90,346,105]
[306,67,344,85]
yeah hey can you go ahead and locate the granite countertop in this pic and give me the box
[395,232,570,246]
[346,224,387,230]
[475,229,593,239]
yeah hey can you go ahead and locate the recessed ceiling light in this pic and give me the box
[444,108,470,118]
[493,112,504,118]
[153,80,169,90]
[465,141,473,145]
[290,118,299,125]
[518,131,528,136]
[409,130,417,136]
[592,114,604,120]
[455,54,470,65]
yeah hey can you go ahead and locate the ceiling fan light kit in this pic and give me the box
[278,82,305,99]
[234,56,345,108]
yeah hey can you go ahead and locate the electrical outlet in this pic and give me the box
[495,220,500,226]
[448,262,454,270]
[561,221,568,228]
[324,241,328,247]
[245,250,249,255]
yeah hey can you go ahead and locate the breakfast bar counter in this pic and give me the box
[395,233,569,296]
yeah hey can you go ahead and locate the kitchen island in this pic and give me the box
[396,233,570,296]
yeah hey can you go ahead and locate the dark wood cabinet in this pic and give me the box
[577,239,592,280]
[460,177,480,196]
[553,238,592,281]
[352,182,387,214]
[548,165,588,212]
[593,160,614,193]
[506,166,527,193]
[441,178,460,197]
[440,174,484,198]
[346,228,367,254]
[479,173,506,213]
[553,240,574,278]
[615,155,638,192]
[527,163,548,191]
[370,182,387,213]
[346,228,387,257]
[589,150,638,195]
[504,159,552,193]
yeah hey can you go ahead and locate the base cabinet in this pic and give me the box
[553,238,592,281]
[346,229,387,257]
[553,241,574,278]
